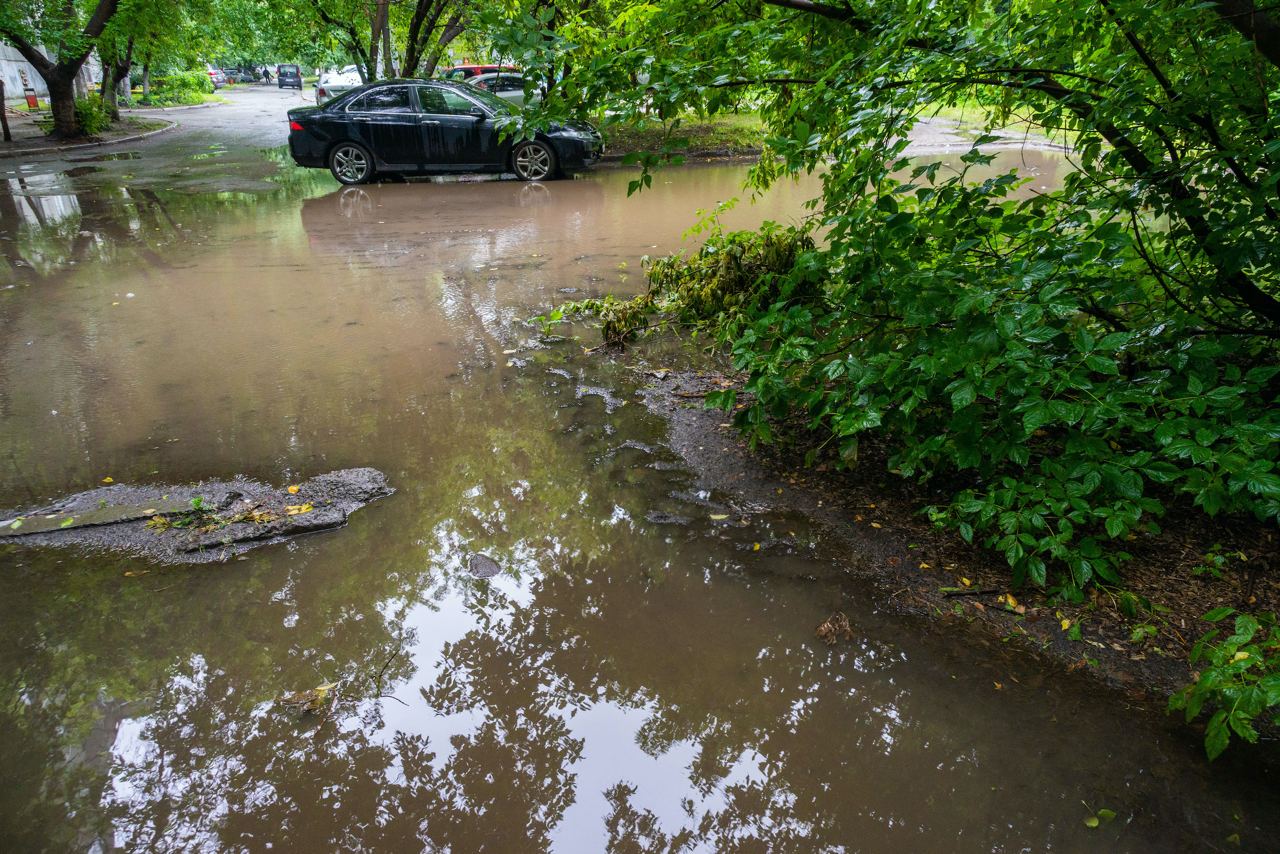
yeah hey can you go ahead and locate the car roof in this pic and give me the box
[323,78,478,107]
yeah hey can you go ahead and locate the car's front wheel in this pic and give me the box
[329,143,374,185]
[512,140,557,181]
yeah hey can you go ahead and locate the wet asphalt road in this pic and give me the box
[2,86,313,193]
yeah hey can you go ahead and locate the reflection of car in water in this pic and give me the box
[299,180,606,269]
[287,80,602,185]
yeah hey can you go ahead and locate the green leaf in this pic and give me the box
[951,381,977,410]
[1203,607,1235,622]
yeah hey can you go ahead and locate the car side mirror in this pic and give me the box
[470,106,486,119]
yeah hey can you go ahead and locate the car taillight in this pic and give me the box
[317,87,327,97]
[289,120,304,132]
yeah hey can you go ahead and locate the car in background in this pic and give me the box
[440,64,518,81]
[206,65,227,89]
[277,64,303,90]
[466,72,535,108]
[316,64,362,105]
[286,79,602,184]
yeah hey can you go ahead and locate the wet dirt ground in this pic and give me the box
[1,87,1277,852]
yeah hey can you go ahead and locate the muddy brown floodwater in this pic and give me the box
[2,148,1278,852]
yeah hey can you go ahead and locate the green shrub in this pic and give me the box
[566,194,1280,600]
[1171,609,1280,759]
[74,96,112,135]
[143,69,213,106]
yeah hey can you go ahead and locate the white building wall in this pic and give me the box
[0,42,101,100]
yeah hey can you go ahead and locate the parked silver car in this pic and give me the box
[466,72,534,108]
[316,65,362,105]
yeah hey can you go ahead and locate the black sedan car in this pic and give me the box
[286,79,603,184]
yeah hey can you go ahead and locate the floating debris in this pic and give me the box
[468,553,502,578]
[0,468,393,564]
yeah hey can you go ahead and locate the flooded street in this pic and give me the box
[2,90,1277,851]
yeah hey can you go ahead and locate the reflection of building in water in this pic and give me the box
[3,175,83,227]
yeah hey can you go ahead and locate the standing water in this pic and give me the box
[1,150,1276,852]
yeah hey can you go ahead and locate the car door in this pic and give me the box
[414,85,502,170]
[345,86,423,170]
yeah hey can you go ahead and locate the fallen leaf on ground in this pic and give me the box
[102,476,114,484]
[709,514,729,521]
[287,485,301,494]
[870,522,883,529]
[285,503,314,515]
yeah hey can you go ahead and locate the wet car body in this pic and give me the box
[286,79,603,183]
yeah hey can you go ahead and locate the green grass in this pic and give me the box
[602,112,764,158]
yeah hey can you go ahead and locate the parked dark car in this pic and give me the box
[277,64,303,90]
[286,79,603,184]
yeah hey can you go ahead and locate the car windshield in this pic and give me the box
[463,85,515,114]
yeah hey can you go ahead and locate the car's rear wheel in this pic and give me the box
[512,140,556,181]
[329,142,374,185]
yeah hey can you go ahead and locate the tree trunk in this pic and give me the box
[142,62,150,101]
[0,80,11,142]
[382,17,396,77]
[100,65,116,117]
[369,0,390,80]
[47,74,80,138]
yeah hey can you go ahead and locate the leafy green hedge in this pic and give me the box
[566,166,1279,601]
[141,70,213,106]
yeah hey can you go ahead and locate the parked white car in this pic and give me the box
[466,72,535,108]
[316,65,362,105]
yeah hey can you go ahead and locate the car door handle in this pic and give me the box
[420,120,440,126]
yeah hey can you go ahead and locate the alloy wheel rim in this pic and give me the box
[334,147,368,182]
[515,144,551,180]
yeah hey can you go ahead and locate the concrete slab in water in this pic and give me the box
[0,468,392,564]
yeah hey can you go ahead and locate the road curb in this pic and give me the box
[120,100,228,114]
[0,118,177,159]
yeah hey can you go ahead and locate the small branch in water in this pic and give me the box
[374,646,402,697]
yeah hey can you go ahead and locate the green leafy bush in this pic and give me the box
[1171,609,1280,759]
[570,186,1279,598]
[144,70,213,106]
[73,96,112,136]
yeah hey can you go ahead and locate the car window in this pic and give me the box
[416,86,479,115]
[496,77,525,93]
[359,86,413,113]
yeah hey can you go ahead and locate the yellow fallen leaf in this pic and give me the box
[287,484,301,494]
[709,514,729,521]
[993,681,1003,690]
[960,577,972,587]
[753,543,760,551]
[141,508,157,515]
[919,562,932,569]
[1061,618,1072,631]
[1006,593,1019,609]
[285,503,314,515]
[102,476,114,484]
[870,522,882,529]
[1232,651,1250,662]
